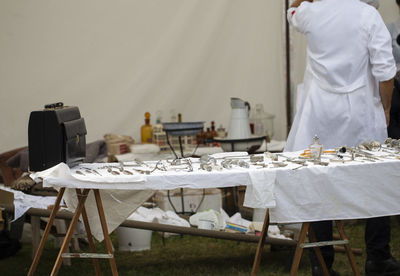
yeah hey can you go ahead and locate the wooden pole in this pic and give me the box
[0,204,296,246]
[285,0,292,136]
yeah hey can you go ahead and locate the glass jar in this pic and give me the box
[310,135,323,161]
[249,104,275,139]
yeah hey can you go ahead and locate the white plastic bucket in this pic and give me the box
[117,227,152,252]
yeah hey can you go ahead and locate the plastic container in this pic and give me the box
[117,227,152,252]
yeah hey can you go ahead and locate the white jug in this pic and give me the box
[228,98,252,139]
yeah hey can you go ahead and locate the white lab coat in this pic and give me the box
[285,0,396,152]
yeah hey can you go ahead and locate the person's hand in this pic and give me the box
[291,0,313,8]
[385,109,391,126]
[379,78,394,127]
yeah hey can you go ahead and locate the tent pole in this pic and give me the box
[285,0,292,136]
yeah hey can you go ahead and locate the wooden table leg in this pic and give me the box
[30,216,41,259]
[53,219,71,266]
[290,222,309,276]
[77,189,102,276]
[251,209,269,276]
[309,226,330,276]
[28,187,65,276]
[335,221,360,276]
[50,189,90,276]
[94,189,119,276]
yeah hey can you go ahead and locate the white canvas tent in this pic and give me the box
[0,0,398,153]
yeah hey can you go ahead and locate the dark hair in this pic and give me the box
[397,0,400,6]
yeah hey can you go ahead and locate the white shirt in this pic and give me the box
[285,0,396,151]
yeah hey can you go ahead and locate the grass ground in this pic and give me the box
[0,218,399,275]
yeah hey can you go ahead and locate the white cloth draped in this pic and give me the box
[31,149,400,240]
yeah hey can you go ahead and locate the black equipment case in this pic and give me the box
[28,102,87,171]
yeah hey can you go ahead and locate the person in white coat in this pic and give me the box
[287,0,400,275]
[286,0,394,151]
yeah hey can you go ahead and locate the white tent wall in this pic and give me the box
[290,1,400,122]
[380,0,399,24]
[0,0,287,153]
[289,27,307,124]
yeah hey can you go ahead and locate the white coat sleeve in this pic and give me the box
[368,10,397,81]
[287,2,312,34]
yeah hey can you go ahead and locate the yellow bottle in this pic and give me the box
[141,112,153,143]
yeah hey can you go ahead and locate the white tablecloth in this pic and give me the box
[30,150,400,240]
[30,153,276,241]
[270,159,400,223]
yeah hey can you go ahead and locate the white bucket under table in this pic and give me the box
[117,227,152,252]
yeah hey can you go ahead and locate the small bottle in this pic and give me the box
[211,121,217,137]
[155,110,163,124]
[205,127,213,145]
[152,110,164,147]
[310,135,323,161]
[178,113,182,123]
[141,112,153,143]
[253,105,265,136]
[170,109,177,122]
[196,127,205,145]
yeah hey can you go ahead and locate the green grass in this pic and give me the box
[1,218,399,275]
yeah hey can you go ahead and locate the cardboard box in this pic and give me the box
[0,188,14,205]
[0,188,14,231]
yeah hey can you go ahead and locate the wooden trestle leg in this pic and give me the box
[308,226,330,276]
[28,187,66,276]
[94,189,119,276]
[50,189,90,276]
[290,222,310,276]
[335,221,360,276]
[77,189,102,276]
[289,221,360,276]
[251,209,269,276]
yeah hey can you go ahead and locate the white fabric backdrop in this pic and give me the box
[380,1,400,25]
[0,0,287,153]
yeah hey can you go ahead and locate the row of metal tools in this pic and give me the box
[72,138,400,176]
